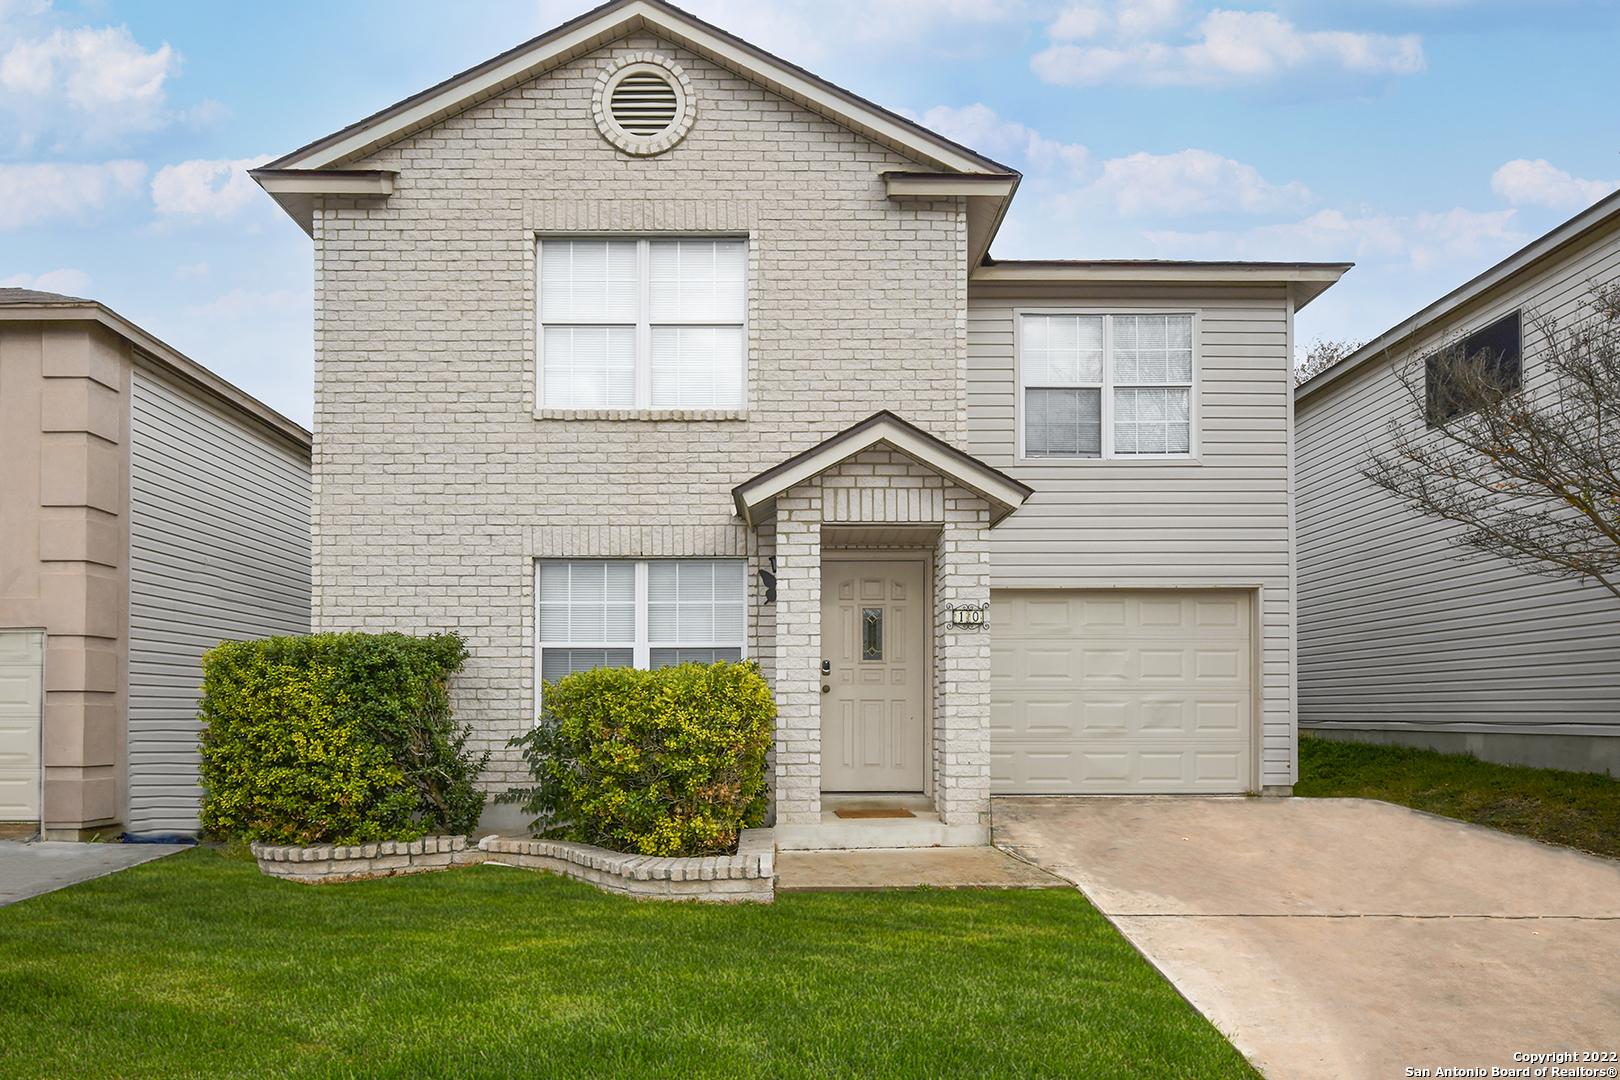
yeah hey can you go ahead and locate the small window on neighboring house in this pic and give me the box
[1021,313,1194,458]
[1425,310,1523,424]
[539,238,746,411]
[537,559,747,684]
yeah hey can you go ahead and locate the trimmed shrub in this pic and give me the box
[502,661,774,858]
[198,632,489,845]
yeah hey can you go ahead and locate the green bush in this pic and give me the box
[501,662,774,857]
[198,632,489,845]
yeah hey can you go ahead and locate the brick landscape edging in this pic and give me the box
[251,835,485,884]
[481,827,775,903]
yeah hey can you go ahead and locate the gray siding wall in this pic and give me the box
[127,364,311,833]
[966,282,1298,788]
[1295,227,1620,744]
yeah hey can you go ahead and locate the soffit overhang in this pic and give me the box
[249,169,396,238]
[972,260,1353,311]
[732,410,1033,529]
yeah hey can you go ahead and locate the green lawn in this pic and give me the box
[0,848,1255,1080]
[1298,734,1620,859]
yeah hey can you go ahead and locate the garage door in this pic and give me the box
[0,631,44,822]
[989,591,1252,794]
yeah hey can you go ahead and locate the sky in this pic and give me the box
[2,0,1617,429]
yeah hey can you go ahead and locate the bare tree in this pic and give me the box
[1363,283,1620,600]
[1295,337,1365,385]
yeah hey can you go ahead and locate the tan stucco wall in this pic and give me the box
[0,321,131,832]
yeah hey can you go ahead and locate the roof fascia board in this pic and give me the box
[732,413,1032,527]
[971,262,1351,286]
[249,169,397,236]
[1296,191,1620,403]
[274,0,1003,177]
[884,173,1018,197]
[0,303,312,451]
[252,170,396,196]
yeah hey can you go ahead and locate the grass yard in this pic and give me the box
[0,848,1256,1080]
[1298,734,1620,859]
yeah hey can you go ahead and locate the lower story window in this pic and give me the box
[537,558,746,683]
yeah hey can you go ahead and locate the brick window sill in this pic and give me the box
[535,409,748,422]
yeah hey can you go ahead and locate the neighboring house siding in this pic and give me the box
[127,364,311,833]
[1295,230,1620,761]
[311,32,968,789]
[967,283,1298,787]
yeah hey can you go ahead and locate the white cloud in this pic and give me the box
[0,267,92,294]
[174,261,210,279]
[1144,206,1525,270]
[1491,159,1619,210]
[907,103,1094,175]
[151,155,272,219]
[2,24,175,108]
[908,103,1307,220]
[0,159,145,227]
[1033,7,1425,89]
[1082,148,1311,216]
[1048,0,1185,41]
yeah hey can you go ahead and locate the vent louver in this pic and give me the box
[610,72,679,136]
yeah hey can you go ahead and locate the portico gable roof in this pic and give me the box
[732,411,1033,528]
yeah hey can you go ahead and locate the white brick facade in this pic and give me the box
[304,32,992,819]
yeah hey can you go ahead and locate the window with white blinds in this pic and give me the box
[537,559,747,685]
[540,238,746,410]
[1020,312,1194,458]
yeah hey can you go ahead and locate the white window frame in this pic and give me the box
[535,236,749,412]
[534,559,749,686]
[1015,308,1201,461]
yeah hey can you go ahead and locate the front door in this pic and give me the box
[821,560,927,792]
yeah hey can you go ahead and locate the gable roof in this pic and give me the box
[732,411,1034,527]
[1296,188,1620,404]
[261,0,1013,177]
[254,1,1019,260]
[0,289,311,452]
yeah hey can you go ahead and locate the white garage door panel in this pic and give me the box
[990,591,1253,794]
[0,631,45,821]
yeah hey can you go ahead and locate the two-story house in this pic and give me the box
[252,0,1345,846]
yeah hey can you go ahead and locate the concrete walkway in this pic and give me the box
[775,845,1067,892]
[0,841,188,907]
[993,796,1620,1080]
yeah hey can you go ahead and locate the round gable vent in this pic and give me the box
[611,71,678,136]
[593,54,695,157]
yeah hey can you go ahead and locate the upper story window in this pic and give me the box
[539,238,746,410]
[1424,310,1522,424]
[1020,312,1195,458]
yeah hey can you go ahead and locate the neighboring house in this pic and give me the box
[0,290,312,839]
[1295,191,1620,775]
[251,0,1345,845]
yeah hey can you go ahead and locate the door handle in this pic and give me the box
[822,685,831,694]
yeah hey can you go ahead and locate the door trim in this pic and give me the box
[820,549,935,797]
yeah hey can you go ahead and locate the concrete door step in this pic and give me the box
[775,846,1070,892]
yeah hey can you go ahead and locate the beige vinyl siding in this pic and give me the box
[127,364,311,834]
[1295,229,1620,739]
[967,282,1297,788]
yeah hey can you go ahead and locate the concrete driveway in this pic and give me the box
[0,841,188,907]
[993,796,1620,1080]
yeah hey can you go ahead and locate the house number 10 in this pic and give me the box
[948,603,990,629]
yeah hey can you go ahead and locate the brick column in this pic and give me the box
[771,487,822,825]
